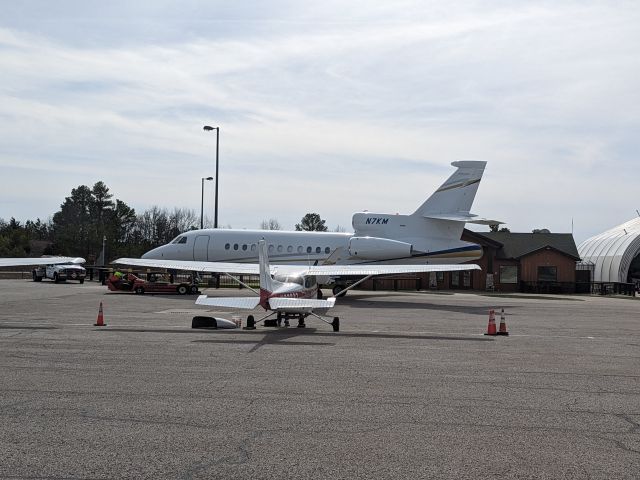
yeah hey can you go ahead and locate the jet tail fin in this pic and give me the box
[413,161,487,217]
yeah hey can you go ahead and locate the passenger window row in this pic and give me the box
[223,243,331,254]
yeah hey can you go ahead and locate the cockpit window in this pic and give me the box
[274,275,303,286]
[171,236,188,244]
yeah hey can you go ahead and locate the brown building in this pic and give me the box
[361,229,581,293]
[461,230,581,293]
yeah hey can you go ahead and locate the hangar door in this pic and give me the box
[193,235,210,261]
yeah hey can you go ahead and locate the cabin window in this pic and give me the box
[305,276,316,288]
[325,247,330,254]
[277,245,283,253]
[251,244,256,252]
[178,237,187,244]
[242,244,247,251]
[225,243,230,250]
[268,245,274,253]
[287,246,293,253]
[233,244,239,250]
[297,246,303,253]
[315,247,321,253]
[171,236,182,244]
[306,246,312,254]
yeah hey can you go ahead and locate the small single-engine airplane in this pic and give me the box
[114,240,480,331]
[0,256,86,267]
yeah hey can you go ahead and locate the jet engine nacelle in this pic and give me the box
[348,237,413,260]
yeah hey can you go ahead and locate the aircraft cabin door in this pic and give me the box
[193,235,210,261]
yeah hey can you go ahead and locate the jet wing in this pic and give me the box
[0,257,86,267]
[114,258,260,274]
[114,257,480,277]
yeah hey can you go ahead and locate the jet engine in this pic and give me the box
[348,237,413,260]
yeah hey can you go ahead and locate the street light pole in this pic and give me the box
[203,126,220,228]
[200,176,213,229]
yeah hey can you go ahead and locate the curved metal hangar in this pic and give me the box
[578,217,640,283]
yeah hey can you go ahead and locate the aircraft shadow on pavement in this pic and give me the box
[100,327,493,353]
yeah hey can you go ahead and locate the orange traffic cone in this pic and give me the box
[95,301,106,327]
[497,308,509,336]
[484,309,497,336]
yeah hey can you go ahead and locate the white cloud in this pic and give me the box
[0,1,639,241]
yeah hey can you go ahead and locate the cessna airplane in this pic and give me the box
[0,257,85,267]
[115,240,480,331]
[139,160,498,294]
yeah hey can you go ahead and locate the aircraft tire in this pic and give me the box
[332,285,346,297]
[332,317,340,332]
[189,285,199,295]
[79,278,84,284]
[32,271,42,282]
[244,315,256,330]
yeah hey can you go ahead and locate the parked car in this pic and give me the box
[33,264,86,283]
[106,272,199,295]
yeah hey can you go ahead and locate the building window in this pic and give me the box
[451,272,459,287]
[436,272,444,282]
[463,271,471,287]
[538,266,557,282]
[500,265,518,284]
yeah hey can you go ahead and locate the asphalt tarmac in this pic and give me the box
[0,279,639,479]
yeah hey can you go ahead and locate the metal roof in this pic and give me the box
[480,232,580,261]
[577,217,640,282]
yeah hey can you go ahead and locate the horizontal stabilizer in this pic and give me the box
[423,213,503,225]
[195,295,261,310]
[268,297,336,312]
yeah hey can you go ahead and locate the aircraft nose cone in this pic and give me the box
[141,247,164,259]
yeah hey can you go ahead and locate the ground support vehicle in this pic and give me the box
[32,264,86,283]
[106,273,199,295]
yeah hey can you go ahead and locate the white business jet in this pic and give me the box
[139,161,498,295]
[115,240,480,331]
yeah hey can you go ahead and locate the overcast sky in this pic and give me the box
[1,1,638,243]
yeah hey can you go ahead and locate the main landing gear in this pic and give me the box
[242,312,340,332]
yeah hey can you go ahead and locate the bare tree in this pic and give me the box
[260,218,281,230]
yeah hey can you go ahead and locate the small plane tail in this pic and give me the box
[258,239,274,295]
[413,161,486,217]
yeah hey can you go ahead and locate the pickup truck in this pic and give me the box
[32,264,86,283]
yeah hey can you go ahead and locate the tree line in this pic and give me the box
[0,181,330,262]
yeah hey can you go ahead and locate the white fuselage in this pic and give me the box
[142,216,482,266]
